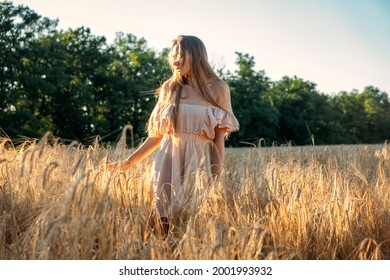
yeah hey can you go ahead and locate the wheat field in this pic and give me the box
[0,133,389,260]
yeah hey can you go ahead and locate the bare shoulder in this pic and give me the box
[209,79,229,92]
[209,80,232,110]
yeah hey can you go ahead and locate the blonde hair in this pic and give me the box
[148,35,225,136]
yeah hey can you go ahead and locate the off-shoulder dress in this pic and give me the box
[150,102,239,217]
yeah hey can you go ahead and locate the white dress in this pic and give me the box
[150,102,239,217]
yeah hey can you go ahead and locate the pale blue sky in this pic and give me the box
[11,0,390,95]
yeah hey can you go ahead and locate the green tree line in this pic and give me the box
[1,1,389,146]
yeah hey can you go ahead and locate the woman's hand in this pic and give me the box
[100,161,121,172]
[99,136,162,173]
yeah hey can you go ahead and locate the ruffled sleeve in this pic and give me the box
[213,107,239,132]
[148,104,174,137]
[202,106,239,139]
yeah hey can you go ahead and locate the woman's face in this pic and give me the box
[172,44,191,77]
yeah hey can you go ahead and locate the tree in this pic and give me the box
[14,26,109,141]
[359,86,390,143]
[224,52,279,146]
[330,86,390,143]
[2,1,388,145]
[103,33,171,144]
[271,76,342,145]
[1,1,171,143]
[0,1,57,137]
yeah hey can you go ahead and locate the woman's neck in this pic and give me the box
[183,75,196,88]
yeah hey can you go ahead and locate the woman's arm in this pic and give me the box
[211,80,234,179]
[211,127,226,179]
[106,136,162,171]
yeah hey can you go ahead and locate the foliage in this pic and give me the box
[329,87,390,144]
[1,1,389,145]
[224,52,279,146]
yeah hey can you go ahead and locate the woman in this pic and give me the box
[105,35,239,233]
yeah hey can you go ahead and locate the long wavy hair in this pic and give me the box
[148,35,224,136]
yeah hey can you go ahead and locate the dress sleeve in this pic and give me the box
[202,107,239,140]
[212,80,239,132]
[148,103,174,137]
[213,107,239,132]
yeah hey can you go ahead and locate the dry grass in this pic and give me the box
[0,133,389,260]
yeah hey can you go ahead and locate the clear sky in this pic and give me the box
[11,0,390,95]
